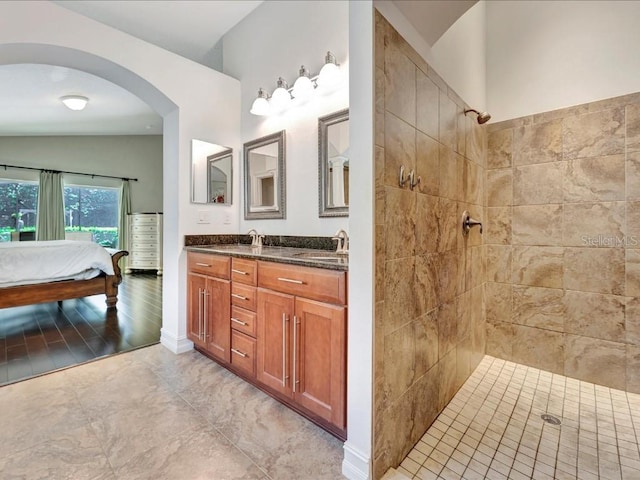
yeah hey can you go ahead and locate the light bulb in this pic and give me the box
[292,65,314,102]
[270,77,292,112]
[316,51,342,89]
[60,95,89,111]
[250,88,270,116]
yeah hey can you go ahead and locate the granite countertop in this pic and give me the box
[185,244,348,271]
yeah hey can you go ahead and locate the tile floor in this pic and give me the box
[395,356,640,480]
[0,344,344,479]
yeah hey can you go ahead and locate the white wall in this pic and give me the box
[223,0,349,236]
[343,2,375,479]
[431,1,486,111]
[487,0,640,122]
[0,135,162,212]
[0,0,242,355]
[374,1,487,111]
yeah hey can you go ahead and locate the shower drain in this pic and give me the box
[541,414,562,425]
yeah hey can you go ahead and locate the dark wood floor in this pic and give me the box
[0,273,162,386]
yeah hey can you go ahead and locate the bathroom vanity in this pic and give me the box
[185,243,348,440]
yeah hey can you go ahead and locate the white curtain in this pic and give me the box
[36,171,65,241]
[118,180,131,252]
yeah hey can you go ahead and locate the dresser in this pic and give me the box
[125,213,162,275]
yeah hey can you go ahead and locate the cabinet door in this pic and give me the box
[294,298,346,428]
[257,288,294,398]
[204,277,231,363]
[187,273,207,348]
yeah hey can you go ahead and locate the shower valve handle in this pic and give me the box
[462,211,483,235]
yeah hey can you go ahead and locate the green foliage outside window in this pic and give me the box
[0,180,119,246]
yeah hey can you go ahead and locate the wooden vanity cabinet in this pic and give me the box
[229,258,258,378]
[187,253,231,363]
[256,261,347,432]
[186,251,347,439]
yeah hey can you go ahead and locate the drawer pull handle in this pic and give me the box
[277,277,304,285]
[232,269,248,275]
[195,262,211,267]
[231,293,247,300]
[231,348,247,358]
[231,317,248,326]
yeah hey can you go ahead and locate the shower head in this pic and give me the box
[464,108,491,125]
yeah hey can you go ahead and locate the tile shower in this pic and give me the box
[374,8,640,480]
[373,12,487,478]
[485,92,640,394]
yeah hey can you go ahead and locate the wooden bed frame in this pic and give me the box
[0,250,128,309]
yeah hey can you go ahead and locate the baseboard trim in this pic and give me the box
[342,443,371,480]
[160,329,193,354]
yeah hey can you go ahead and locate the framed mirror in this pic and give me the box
[191,139,232,204]
[318,108,349,217]
[244,130,286,220]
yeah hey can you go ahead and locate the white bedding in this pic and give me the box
[0,240,115,288]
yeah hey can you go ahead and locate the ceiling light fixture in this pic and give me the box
[250,51,342,116]
[60,95,89,111]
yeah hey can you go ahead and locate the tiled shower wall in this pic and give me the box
[373,12,487,478]
[485,92,640,394]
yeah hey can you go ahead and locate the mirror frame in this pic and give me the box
[318,108,349,217]
[243,130,286,220]
[206,148,232,204]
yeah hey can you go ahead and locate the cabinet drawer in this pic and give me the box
[130,249,159,258]
[230,306,257,337]
[129,259,159,268]
[132,233,158,242]
[231,331,256,377]
[187,252,230,279]
[231,258,257,286]
[231,283,257,311]
[130,215,159,225]
[132,224,158,233]
[257,261,347,305]
[130,251,159,261]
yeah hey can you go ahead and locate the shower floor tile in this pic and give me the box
[395,356,640,480]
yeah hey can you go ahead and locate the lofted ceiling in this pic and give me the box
[392,0,477,46]
[0,0,469,136]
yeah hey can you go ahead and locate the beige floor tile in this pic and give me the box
[114,426,268,480]
[0,344,346,480]
[397,355,640,480]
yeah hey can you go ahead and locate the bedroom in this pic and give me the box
[0,73,165,382]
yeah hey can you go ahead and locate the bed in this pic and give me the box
[0,240,128,309]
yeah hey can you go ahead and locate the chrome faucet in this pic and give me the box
[332,229,349,255]
[247,229,265,247]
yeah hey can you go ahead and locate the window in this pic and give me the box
[0,180,38,242]
[64,185,119,247]
[0,180,120,246]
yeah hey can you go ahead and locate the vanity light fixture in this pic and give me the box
[316,51,342,89]
[249,51,342,116]
[60,95,89,111]
[291,65,314,102]
[249,88,270,116]
[270,77,292,112]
